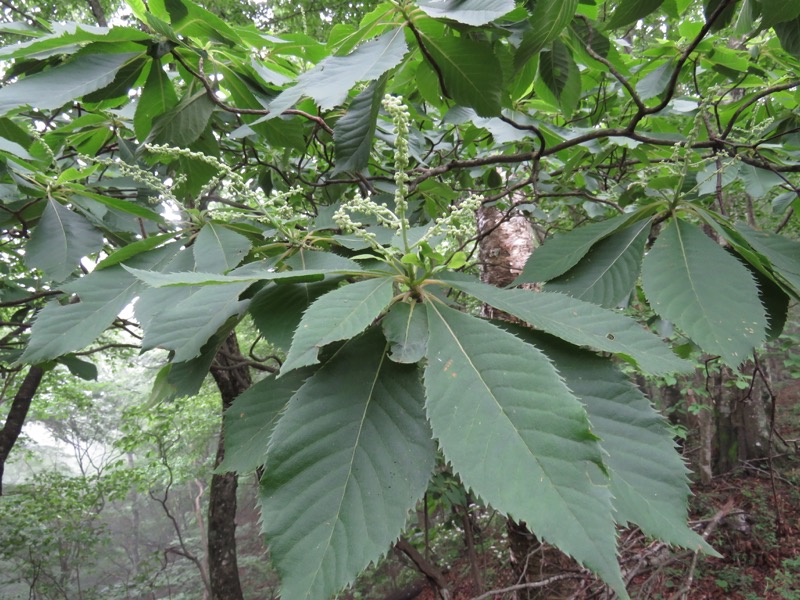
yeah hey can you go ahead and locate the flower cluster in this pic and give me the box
[82,154,178,205]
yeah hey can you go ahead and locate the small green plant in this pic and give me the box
[764,556,800,599]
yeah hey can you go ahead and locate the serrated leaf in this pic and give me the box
[83,55,147,103]
[137,282,250,362]
[423,302,626,595]
[417,24,504,117]
[416,0,515,26]
[24,198,103,282]
[515,0,579,68]
[439,273,691,374]
[532,333,713,553]
[538,40,582,120]
[267,29,408,115]
[146,89,215,147]
[0,52,142,116]
[544,219,651,307]
[641,219,767,366]
[123,265,351,287]
[134,58,178,140]
[735,222,800,295]
[261,328,435,600]
[250,279,343,351]
[332,78,385,175]
[381,301,428,363]
[605,0,665,29]
[20,244,180,364]
[281,277,395,374]
[515,214,631,284]
[218,368,313,474]
[193,222,252,273]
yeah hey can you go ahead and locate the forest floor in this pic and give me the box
[346,380,800,600]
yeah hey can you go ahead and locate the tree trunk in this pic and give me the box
[85,0,108,26]
[207,333,251,600]
[0,365,44,495]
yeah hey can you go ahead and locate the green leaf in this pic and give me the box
[758,0,800,28]
[193,222,252,273]
[123,262,358,286]
[218,368,313,474]
[735,222,800,295]
[332,77,385,175]
[0,52,143,116]
[146,89,215,147]
[82,55,147,103]
[95,232,177,270]
[156,0,243,45]
[636,60,675,100]
[537,40,582,119]
[58,355,98,381]
[381,301,428,363]
[20,244,181,364]
[423,302,625,596]
[775,17,800,57]
[544,218,651,307]
[515,0,579,69]
[439,273,691,374]
[281,277,395,374]
[738,164,786,199]
[605,0,666,29]
[249,279,343,351]
[261,328,435,600]
[267,29,408,114]
[515,214,632,284]
[137,282,250,362]
[534,334,714,553]
[417,23,504,117]
[24,198,103,283]
[134,58,178,140]
[416,0,515,26]
[77,190,165,222]
[641,219,767,366]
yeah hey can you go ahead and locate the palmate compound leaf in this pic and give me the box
[260,327,435,600]
[423,301,627,597]
[217,367,314,474]
[641,218,767,366]
[24,197,104,283]
[544,218,652,308]
[438,272,690,374]
[523,331,715,553]
[280,277,396,374]
[20,243,181,364]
